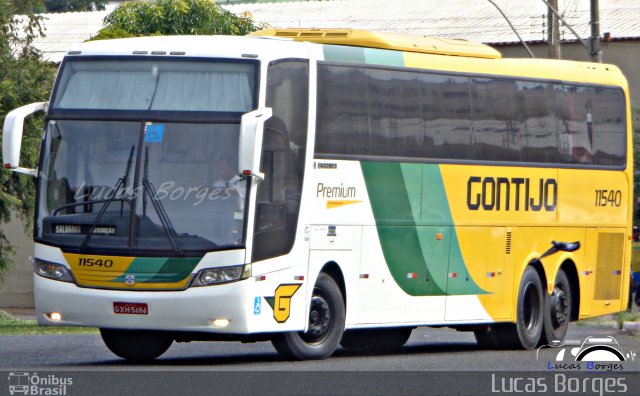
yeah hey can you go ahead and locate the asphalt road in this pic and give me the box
[1,323,638,371]
[1,323,639,395]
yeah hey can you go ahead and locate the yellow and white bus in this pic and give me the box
[2,29,632,361]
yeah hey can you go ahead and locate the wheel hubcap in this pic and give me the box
[551,288,568,327]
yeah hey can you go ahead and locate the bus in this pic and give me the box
[2,29,632,361]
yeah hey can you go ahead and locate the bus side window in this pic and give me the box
[252,60,309,262]
[557,84,593,165]
[255,122,288,231]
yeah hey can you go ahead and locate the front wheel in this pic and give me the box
[100,329,173,362]
[271,273,345,360]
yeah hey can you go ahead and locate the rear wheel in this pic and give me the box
[100,329,173,362]
[542,268,571,344]
[271,273,345,360]
[340,327,413,352]
[505,266,544,349]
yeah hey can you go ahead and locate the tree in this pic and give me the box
[0,0,56,285]
[92,0,260,40]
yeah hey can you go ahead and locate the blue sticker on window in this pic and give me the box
[144,124,164,143]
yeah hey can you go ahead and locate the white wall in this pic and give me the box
[0,216,34,308]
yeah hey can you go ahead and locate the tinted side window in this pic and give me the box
[316,64,626,168]
[557,84,592,164]
[471,78,521,161]
[367,69,422,157]
[590,87,626,166]
[421,74,472,159]
[518,81,558,163]
[316,65,369,155]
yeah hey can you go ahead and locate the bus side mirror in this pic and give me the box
[552,241,580,252]
[2,101,47,177]
[238,107,272,181]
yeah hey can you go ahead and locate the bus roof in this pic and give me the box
[61,33,627,89]
[62,35,311,61]
[251,29,626,89]
[250,28,502,59]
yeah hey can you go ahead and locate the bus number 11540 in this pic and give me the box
[78,258,114,267]
[594,189,622,207]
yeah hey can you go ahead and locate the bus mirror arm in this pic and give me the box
[2,101,47,177]
[539,240,581,259]
[238,107,272,181]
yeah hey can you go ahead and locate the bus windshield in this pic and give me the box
[36,58,258,255]
[38,120,249,254]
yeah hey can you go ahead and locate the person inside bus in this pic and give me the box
[213,156,246,200]
[207,156,246,244]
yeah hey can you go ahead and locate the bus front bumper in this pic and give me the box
[34,274,254,333]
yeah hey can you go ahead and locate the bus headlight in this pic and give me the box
[191,265,248,286]
[34,259,74,283]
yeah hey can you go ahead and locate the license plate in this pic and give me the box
[113,302,148,315]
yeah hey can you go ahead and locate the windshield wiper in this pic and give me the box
[80,145,135,251]
[142,147,183,255]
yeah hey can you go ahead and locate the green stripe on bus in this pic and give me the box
[323,45,405,67]
[146,257,201,283]
[112,257,200,284]
[364,48,405,67]
[361,161,485,296]
[323,45,365,63]
[361,161,444,295]
[419,164,485,295]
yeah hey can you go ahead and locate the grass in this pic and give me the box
[615,312,639,329]
[576,309,640,328]
[0,310,99,336]
[575,315,616,327]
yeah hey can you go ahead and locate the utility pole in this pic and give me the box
[547,0,561,59]
[590,0,601,62]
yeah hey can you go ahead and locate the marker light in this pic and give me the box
[48,312,62,321]
[211,318,230,328]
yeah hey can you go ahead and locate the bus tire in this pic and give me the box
[271,273,345,360]
[504,266,545,349]
[100,329,173,362]
[542,268,571,344]
[340,327,413,352]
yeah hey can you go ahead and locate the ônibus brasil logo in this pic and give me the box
[7,372,73,396]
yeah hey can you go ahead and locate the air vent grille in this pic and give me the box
[594,232,624,300]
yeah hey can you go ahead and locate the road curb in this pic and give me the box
[621,321,640,333]
[1,308,36,322]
